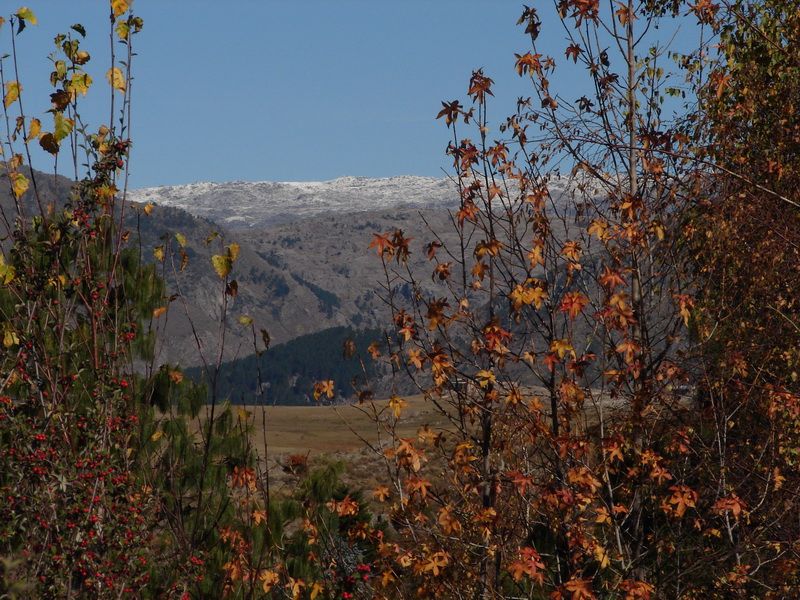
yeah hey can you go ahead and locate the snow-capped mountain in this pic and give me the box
[127,175,459,228]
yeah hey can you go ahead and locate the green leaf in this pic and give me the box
[53,112,74,142]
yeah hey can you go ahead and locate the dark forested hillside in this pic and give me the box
[189,326,384,405]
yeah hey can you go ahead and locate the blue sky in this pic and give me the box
[9,2,694,188]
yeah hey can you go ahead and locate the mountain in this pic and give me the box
[127,176,458,228]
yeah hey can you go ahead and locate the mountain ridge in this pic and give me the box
[127,175,459,228]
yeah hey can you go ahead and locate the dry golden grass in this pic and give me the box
[243,395,454,491]
[246,394,450,455]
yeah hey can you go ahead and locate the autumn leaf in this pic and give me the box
[39,133,59,155]
[421,551,449,576]
[53,112,74,142]
[106,67,126,92]
[588,219,608,240]
[26,118,40,142]
[564,577,596,600]
[111,0,129,18]
[388,395,407,418]
[713,495,746,520]
[10,173,28,199]
[4,81,20,108]
[313,380,335,401]
[211,254,231,279]
[174,232,186,247]
[508,547,545,583]
[373,485,390,502]
[152,306,167,318]
[559,291,589,320]
[551,338,575,360]
[16,7,37,25]
[666,485,698,518]
[310,582,324,600]
[143,202,154,215]
[0,254,16,285]
[616,339,640,364]
[67,72,92,97]
[238,315,253,325]
[3,329,19,348]
[565,43,581,63]
[259,570,280,593]
[153,245,165,262]
[475,369,496,389]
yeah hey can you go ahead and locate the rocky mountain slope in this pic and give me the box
[127,176,458,228]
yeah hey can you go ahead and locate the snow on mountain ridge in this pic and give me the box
[127,176,458,228]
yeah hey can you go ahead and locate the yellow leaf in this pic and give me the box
[10,173,28,199]
[143,202,154,215]
[106,67,126,92]
[310,582,324,600]
[153,245,165,262]
[15,7,37,24]
[3,81,20,108]
[152,306,167,318]
[150,429,163,442]
[228,242,240,262]
[67,72,92,97]
[174,232,187,248]
[211,254,232,279]
[3,329,19,348]
[594,545,610,569]
[389,395,407,418]
[236,407,250,421]
[0,254,16,285]
[476,369,496,388]
[111,0,129,18]
[26,117,40,142]
[260,570,280,593]
[238,315,253,325]
[115,20,129,40]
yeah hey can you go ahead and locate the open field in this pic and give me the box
[246,394,448,455]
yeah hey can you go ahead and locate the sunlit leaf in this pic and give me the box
[111,0,129,18]
[10,173,28,199]
[3,81,20,108]
[106,67,126,92]
[211,254,231,279]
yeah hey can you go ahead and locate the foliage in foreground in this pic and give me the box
[0,1,798,599]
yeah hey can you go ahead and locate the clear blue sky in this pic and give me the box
[9,2,694,188]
